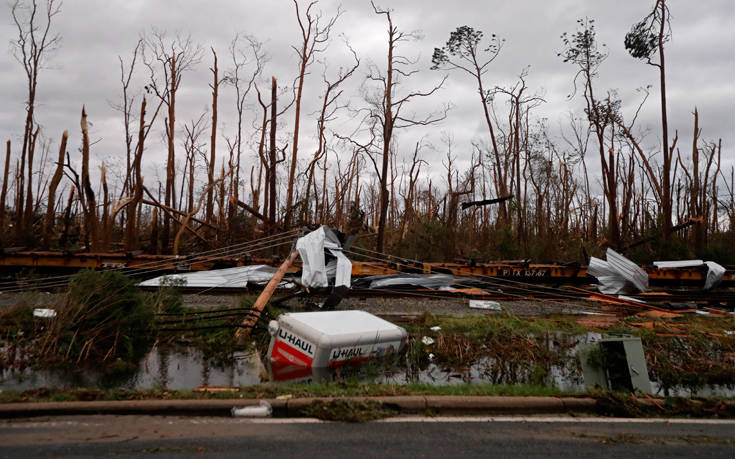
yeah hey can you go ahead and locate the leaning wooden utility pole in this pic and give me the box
[235,248,299,342]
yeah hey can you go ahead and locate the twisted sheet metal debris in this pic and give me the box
[587,249,649,295]
[139,265,295,289]
[296,226,353,289]
[654,259,725,290]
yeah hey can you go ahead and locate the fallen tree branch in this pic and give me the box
[461,195,514,210]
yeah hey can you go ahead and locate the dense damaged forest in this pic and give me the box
[1,0,733,265]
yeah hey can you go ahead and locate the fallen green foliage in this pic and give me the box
[595,391,735,418]
[57,270,154,363]
[0,383,570,403]
[156,295,274,363]
[301,399,398,422]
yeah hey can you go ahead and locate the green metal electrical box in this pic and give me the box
[580,335,652,394]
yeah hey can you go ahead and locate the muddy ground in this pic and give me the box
[0,290,605,316]
[277,294,605,317]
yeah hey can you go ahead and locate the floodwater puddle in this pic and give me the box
[1,332,734,397]
[0,347,264,391]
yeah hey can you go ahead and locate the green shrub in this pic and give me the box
[46,270,154,364]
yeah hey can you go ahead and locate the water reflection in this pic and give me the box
[0,347,264,391]
[1,332,734,398]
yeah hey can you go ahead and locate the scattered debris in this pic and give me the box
[32,308,56,318]
[654,259,725,290]
[704,261,727,290]
[587,249,649,295]
[354,273,457,290]
[652,259,705,269]
[637,310,681,319]
[617,295,646,304]
[468,299,501,311]
[139,265,295,289]
[196,386,240,392]
[231,400,272,417]
[296,226,353,288]
[575,317,620,328]
[421,336,435,346]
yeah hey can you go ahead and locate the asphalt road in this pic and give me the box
[2,415,734,458]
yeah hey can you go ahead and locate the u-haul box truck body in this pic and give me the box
[267,310,407,368]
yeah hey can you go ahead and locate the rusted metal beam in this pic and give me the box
[0,250,732,285]
[0,251,279,272]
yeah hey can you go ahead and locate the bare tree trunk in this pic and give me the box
[205,48,219,232]
[371,4,445,251]
[16,113,29,237]
[285,1,340,229]
[22,127,39,233]
[150,207,159,254]
[658,0,672,242]
[0,140,11,239]
[143,31,202,251]
[80,107,98,251]
[376,13,394,253]
[285,48,306,230]
[255,87,269,219]
[125,97,146,251]
[173,168,228,255]
[12,0,61,240]
[59,186,74,249]
[43,130,68,248]
[268,77,278,234]
[100,164,110,251]
[161,55,177,252]
[690,108,703,254]
[321,150,328,222]
[218,162,226,239]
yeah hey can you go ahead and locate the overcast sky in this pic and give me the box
[1,0,732,197]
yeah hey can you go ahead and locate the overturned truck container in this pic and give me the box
[267,310,407,369]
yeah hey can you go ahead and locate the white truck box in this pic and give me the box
[267,310,407,368]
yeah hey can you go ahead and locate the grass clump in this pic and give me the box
[408,313,586,339]
[401,313,585,385]
[301,399,398,422]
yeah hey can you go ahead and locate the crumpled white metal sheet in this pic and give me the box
[139,264,293,289]
[295,226,351,288]
[654,259,725,290]
[587,249,648,294]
